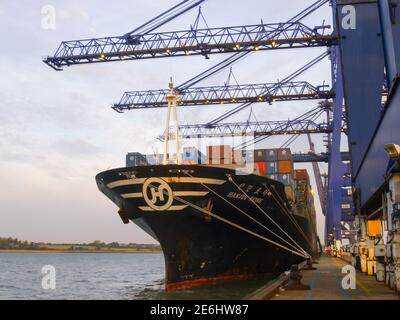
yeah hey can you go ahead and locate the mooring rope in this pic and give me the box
[183,172,307,257]
[263,183,314,249]
[227,175,310,257]
[148,182,309,259]
[265,184,310,240]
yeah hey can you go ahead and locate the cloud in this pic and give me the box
[53,138,103,157]
[0,152,46,164]
[58,4,90,22]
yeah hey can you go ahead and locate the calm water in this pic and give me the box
[0,253,273,300]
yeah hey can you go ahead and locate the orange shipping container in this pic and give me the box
[278,160,293,174]
[256,162,267,176]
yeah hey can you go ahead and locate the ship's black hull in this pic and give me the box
[96,165,314,291]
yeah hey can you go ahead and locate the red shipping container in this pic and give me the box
[295,169,309,181]
[255,162,267,176]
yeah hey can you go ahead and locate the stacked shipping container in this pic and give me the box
[206,145,233,165]
[294,168,318,253]
[127,147,206,167]
[294,169,316,221]
[182,146,205,164]
[205,146,298,202]
[251,148,295,202]
[126,152,148,167]
[294,169,309,205]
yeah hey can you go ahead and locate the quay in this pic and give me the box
[246,255,400,300]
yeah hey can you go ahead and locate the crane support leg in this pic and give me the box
[325,60,346,247]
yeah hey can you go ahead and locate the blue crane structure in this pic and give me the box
[43,0,349,247]
[331,0,400,289]
[335,0,399,212]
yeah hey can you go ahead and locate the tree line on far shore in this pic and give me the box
[0,237,160,251]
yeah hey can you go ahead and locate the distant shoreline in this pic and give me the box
[0,237,162,253]
[0,249,162,254]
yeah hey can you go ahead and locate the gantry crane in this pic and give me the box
[165,119,332,139]
[44,2,335,70]
[44,21,334,71]
[112,52,333,112]
[113,81,332,112]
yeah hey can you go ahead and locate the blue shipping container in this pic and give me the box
[277,173,293,186]
[266,161,278,174]
[126,152,147,167]
[183,147,206,164]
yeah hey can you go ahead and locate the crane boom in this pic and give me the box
[112,81,333,112]
[44,22,335,70]
[159,119,332,140]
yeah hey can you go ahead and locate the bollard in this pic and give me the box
[303,258,317,271]
[283,265,311,291]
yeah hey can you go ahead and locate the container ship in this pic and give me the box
[96,146,318,291]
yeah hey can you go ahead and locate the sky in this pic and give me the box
[0,0,335,244]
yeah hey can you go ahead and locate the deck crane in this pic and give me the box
[44,0,345,245]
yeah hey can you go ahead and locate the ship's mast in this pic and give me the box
[163,79,182,165]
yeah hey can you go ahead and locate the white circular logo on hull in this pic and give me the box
[142,177,173,211]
